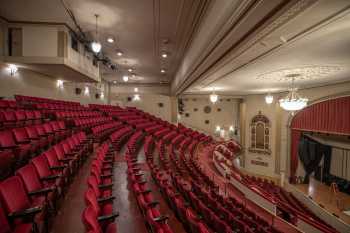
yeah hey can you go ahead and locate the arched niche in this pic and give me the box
[249,111,271,155]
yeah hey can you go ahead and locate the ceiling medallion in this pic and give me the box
[257,65,342,82]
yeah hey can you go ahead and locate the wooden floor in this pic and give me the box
[293,177,350,225]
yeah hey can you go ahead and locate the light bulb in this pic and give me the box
[210,94,218,103]
[100,92,104,99]
[160,69,166,73]
[91,41,102,53]
[57,80,64,88]
[265,94,274,104]
[161,52,168,58]
[107,37,114,43]
[133,94,140,101]
[116,51,123,56]
[216,126,221,132]
[123,75,129,82]
[7,64,18,76]
[128,68,133,72]
[84,86,89,95]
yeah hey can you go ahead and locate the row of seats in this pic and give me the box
[82,143,119,233]
[144,137,213,233]
[0,131,92,233]
[0,100,18,109]
[92,122,124,143]
[55,111,102,120]
[109,127,134,152]
[73,117,114,131]
[0,110,44,129]
[0,121,70,180]
[125,132,174,233]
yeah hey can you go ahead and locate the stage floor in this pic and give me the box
[293,177,350,225]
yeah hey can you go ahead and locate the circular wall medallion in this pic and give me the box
[203,106,211,114]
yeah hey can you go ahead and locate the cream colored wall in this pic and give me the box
[178,96,240,136]
[242,81,350,178]
[22,26,58,57]
[110,94,172,122]
[0,67,108,105]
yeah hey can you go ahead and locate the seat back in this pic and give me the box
[25,126,39,139]
[34,125,46,137]
[53,144,66,160]
[16,164,43,192]
[82,205,102,233]
[0,151,15,180]
[0,204,12,233]
[43,123,53,134]
[12,128,29,143]
[44,149,60,167]
[31,155,52,178]
[84,188,101,216]
[0,131,16,148]
[0,176,31,214]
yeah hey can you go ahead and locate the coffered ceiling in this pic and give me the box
[0,0,208,85]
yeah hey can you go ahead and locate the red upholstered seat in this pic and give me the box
[82,205,117,233]
[0,130,32,167]
[0,204,33,233]
[0,176,47,233]
[0,151,15,180]
[25,126,48,150]
[12,128,39,154]
[16,164,58,212]
[31,155,66,195]
[1,111,17,128]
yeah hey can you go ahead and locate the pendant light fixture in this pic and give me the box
[209,88,218,104]
[91,14,102,53]
[279,75,308,111]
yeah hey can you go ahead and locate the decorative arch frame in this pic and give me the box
[249,111,271,155]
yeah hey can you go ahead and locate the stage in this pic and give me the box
[293,177,350,225]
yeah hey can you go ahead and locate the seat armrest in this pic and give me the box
[97,212,119,222]
[138,190,152,195]
[50,165,67,170]
[41,174,61,180]
[98,183,113,189]
[59,158,73,162]
[1,145,18,150]
[8,206,42,219]
[153,215,169,222]
[28,187,54,196]
[98,196,115,203]
[101,174,113,178]
[147,201,160,208]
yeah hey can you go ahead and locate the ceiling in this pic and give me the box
[2,0,350,96]
[171,0,350,96]
[0,0,207,85]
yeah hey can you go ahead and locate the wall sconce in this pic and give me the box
[84,86,89,95]
[100,92,104,99]
[57,80,64,89]
[133,94,140,101]
[7,64,18,76]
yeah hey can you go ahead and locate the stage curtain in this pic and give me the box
[291,96,350,135]
[290,130,301,183]
[298,135,331,183]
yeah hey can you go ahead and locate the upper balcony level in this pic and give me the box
[1,22,100,82]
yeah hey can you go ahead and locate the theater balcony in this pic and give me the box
[2,23,100,82]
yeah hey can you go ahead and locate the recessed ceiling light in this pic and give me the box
[131,74,136,78]
[123,75,129,82]
[128,68,133,72]
[160,69,166,73]
[161,52,168,58]
[113,80,117,84]
[116,51,123,56]
[107,37,114,43]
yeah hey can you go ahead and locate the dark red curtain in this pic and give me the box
[290,130,301,183]
[291,96,350,135]
[290,96,350,183]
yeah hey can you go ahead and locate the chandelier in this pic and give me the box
[279,75,308,111]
